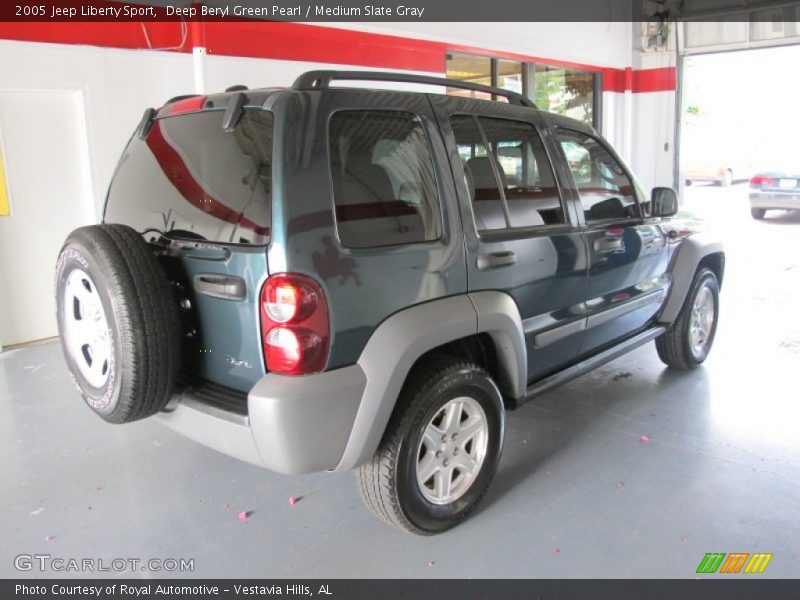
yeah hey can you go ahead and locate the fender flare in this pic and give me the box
[658,232,725,324]
[334,292,526,471]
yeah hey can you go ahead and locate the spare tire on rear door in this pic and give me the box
[55,224,181,423]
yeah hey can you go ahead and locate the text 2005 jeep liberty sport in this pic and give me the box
[55,71,723,534]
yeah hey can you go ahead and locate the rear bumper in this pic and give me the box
[156,364,366,474]
[750,191,800,211]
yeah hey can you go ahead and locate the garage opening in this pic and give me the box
[677,34,800,411]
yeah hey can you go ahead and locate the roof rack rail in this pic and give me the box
[292,70,537,109]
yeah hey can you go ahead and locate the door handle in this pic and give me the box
[477,251,517,271]
[594,237,625,254]
[193,274,246,300]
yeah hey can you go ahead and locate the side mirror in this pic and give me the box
[652,187,678,217]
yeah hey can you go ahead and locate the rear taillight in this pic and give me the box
[750,175,773,187]
[260,274,329,375]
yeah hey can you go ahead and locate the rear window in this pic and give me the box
[105,110,273,245]
[328,110,442,249]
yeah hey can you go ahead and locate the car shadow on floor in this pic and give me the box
[755,210,800,225]
[474,363,711,515]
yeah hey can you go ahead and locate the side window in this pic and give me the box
[450,115,565,231]
[329,110,442,249]
[557,129,639,222]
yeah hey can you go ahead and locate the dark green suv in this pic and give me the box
[55,71,724,534]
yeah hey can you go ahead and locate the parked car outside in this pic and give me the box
[683,157,752,187]
[749,170,800,219]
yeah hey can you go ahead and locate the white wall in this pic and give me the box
[629,23,678,191]
[0,40,194,217]
[0,91,95,345]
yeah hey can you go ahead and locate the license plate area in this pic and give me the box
[779,178,796,189]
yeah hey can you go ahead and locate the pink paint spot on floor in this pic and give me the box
[288,496,300,506]
[680,535,689,542]
[238,511,250,521]
[640,434,651,444]
[224,504,231,509]
[95,486,102,492]
[426,561,435,567]
[45,535,55,542]
[553,548,561,556]
[616,481,625,489]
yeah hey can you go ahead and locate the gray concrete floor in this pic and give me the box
[1,183,799,579]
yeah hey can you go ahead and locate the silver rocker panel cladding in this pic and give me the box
[658,232,724,324]
[334,292,527,472]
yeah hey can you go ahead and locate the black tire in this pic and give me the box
[356,356,504,535]
[751,208,766,220]
[656,267,719,370]
[55,224,181,423]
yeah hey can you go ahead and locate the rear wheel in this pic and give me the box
[656,267,719,370]
[751,208,766,220]
[356,356,504,534]
[55,224,181,423]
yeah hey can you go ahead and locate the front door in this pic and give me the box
[431,96,588,383]
[555,128,670,354]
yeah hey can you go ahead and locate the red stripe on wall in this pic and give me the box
[602,67,628,93]
[632,67,676,93]
[0,22,190,51]
[0,22,676,92]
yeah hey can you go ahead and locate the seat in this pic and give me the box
[337,155,425,247]
[466,156,507,230]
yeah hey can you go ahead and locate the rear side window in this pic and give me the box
[329,110,442,249]
[105,110,273,245]
[451,115,565,231]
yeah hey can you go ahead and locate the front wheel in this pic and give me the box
[356,356,504,534]
[751,208,766,220]
[656,267,720,370]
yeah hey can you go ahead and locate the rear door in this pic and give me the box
[555,127,670,354]
[104,106,274,392]
[430,96,588,383]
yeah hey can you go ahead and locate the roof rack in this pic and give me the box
[292,70,537,109]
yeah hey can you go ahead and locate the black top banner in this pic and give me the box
[4,0,800,22]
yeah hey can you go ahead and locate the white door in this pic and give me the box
[0,90,95,348]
